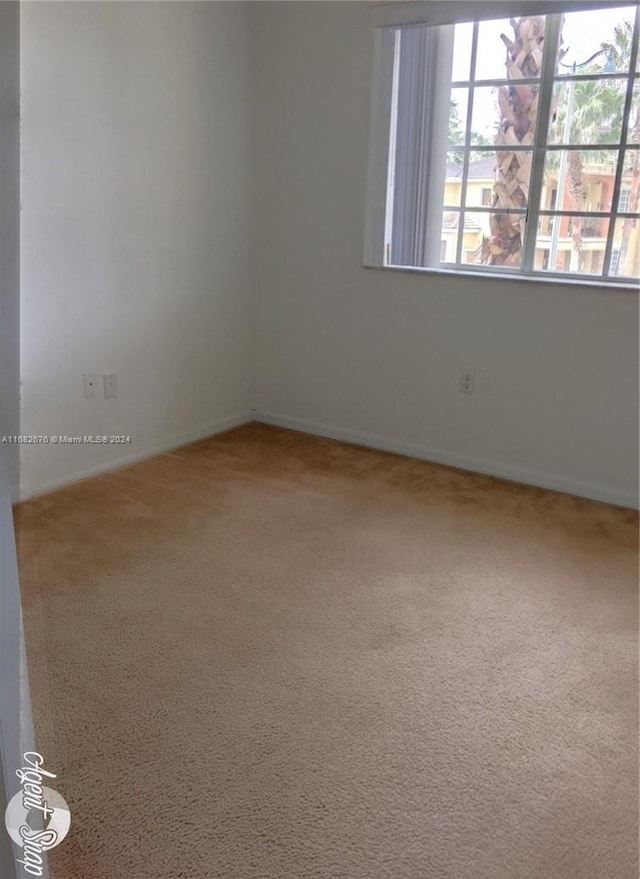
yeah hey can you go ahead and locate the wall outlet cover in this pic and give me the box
[83,373,97,399]
[103,374,117,399]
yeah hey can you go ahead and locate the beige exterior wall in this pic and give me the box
[443,167,640,276]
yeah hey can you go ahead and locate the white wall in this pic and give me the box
[20,1,254,497]
[252,1,639,508]
[0,2,21,497]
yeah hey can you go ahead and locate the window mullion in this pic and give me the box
[455,22,479,266]
[602,4,640,275]
[522,13,563,273]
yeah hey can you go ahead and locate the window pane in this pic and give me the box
[462,153,496,207]
[542,150,619,213]
[444,152,464,206]
[475,17,546,82]
[442,150,534,213]
[627,79,640,144]
[440,212,460,264]
[609,217,640,276]
[535,214,611,274]
[451,22,474,82]
[471,84,539,149]
[494,150,533,210]
[469,87,500,144]
[557,7,635,76]
[619,149,639,213]
[548,79,627,145]
[448,87,469,147]
[463,210,525,267]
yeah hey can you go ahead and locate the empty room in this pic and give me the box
[0,1,638,877]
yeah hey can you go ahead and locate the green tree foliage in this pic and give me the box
[448,100,497,163]
[550,19,638,266]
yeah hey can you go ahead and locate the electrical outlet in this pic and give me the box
[103,374,117,399]
[83,373,97,399]
[460,371,476,395]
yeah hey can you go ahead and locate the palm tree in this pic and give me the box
[538,17,635,271]
[550,56,625,265]
[482,15,550,266]
[554,75,622,264]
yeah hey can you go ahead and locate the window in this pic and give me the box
[365,1,640,283]
[611,245,622,271]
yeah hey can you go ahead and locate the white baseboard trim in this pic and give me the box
[255,411,639,510]
[17,410,253,503]
[16,408,638,510]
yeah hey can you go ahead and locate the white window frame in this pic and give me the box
[364,0,640,288]
[619,186,632,212]
[611,245,622,272]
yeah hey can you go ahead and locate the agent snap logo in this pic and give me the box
[4,752,71,876]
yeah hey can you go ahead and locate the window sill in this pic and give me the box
[362,262,640,292]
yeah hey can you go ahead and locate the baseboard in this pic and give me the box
[255,411,639,510]
[17,408,639,510]
[17,411,253,503]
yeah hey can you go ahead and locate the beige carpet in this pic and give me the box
[15,424,639,879]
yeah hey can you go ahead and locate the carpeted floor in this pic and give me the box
[15,424,639,879]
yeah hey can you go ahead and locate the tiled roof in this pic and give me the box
[446,156,496,179]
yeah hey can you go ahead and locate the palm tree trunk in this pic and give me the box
[483,16,548,266]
